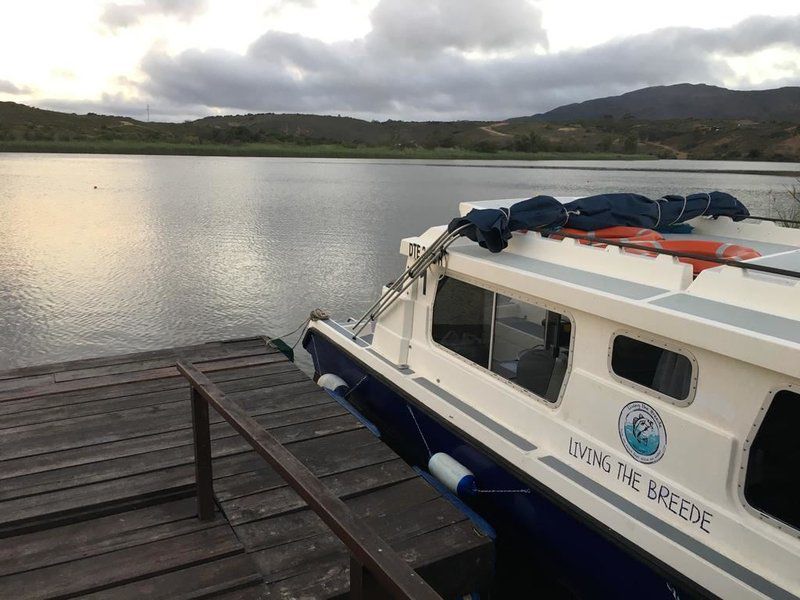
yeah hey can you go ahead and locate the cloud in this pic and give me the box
[265,0,316,14]
[101,0,208,29]
[0,80,31,95]
[135,9,800,120]
[368,0,547,57]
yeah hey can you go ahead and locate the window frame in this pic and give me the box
[428,273,575,408]
[607,330,699,407]
[738,384,800,538]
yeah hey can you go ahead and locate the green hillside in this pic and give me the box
[2,91,799,161]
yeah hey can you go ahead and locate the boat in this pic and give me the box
[300,192,800,598]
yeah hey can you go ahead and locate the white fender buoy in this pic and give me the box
[317,373,348,396]
[428,452,476,497]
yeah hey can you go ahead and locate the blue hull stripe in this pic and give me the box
[414,377,537,452]
[540,455,796,600]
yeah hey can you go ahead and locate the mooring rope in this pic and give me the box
[407,404,433,459]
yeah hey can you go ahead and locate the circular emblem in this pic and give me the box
[618,401,667,464]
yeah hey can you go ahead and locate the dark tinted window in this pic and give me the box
[432,278,572,402]
[611,335,693,401]
[491,294,571,402]
[744,390,800,530]
[432,277,492,366]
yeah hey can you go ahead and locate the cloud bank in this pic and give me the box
[25,1,790,121]
[101,0,208,29]
[135,4,800,120]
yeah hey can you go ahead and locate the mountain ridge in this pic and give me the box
[524,83,800,122]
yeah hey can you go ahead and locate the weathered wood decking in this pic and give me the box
[0,337,493,599]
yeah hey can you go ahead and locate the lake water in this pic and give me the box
[1,153,798,372]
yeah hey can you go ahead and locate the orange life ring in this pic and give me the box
[627,240,761,275]
[556,226,664,243]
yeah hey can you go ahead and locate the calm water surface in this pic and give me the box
[1,153,797,372]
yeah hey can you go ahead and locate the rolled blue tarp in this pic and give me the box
[448,191,750,253]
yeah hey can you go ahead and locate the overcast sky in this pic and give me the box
[1,0,799,122]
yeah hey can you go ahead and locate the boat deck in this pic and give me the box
[0,338,493,599]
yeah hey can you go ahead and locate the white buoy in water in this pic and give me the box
[317,373,348,395]
[428,452,476,496]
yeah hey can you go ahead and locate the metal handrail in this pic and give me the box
[177,360,442,600]
[352,224,469,338]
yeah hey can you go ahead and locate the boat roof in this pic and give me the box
[458,198,800,279]
[407,197,800,376]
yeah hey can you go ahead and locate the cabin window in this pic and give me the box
[611,335,693,401]
[491,295,571,401]
[744,390,800,531]
[432,277,571,403]
[431,277,493,366]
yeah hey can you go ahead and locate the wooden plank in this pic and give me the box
[251,506,489,600]
[199,583,269,600]
[261,519,492,600]
[78,554,264,600]
[0,360,299,419]
[214,448,409,504]
[0,337,269,381]
[0,352,287,403]
[394,521,493,598]
[220,442,407,526]
[232,467,439,552]
[0,361,301,431]
[0,405,353,502]
[0,498,213,577]
[53,344,274,383]
[0,524,245,599]
[0,385,325,480]
[0,428,380,535]
[261,555,349,600]
[0,372,310,460]
[0,374,54,393]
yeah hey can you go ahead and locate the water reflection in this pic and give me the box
[0,153,797,371]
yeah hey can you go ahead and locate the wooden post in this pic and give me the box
[350,555,384,600]
[191,387,215,521]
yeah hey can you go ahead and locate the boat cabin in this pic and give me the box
[308,197,800,598]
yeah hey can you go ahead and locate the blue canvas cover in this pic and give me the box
[448,191,750,253]
[563,191,749,231]
[447,195,566,253]
[656,192,750,228]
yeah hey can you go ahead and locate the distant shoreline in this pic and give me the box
[2,142,799,177]
[0,140,652,162]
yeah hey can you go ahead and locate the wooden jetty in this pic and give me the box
[0,337,493,599]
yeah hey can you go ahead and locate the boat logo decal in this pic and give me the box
[618,401,666,464]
